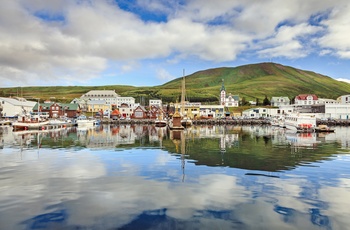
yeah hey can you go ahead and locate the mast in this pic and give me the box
[181,69,185,116]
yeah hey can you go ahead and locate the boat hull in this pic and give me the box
[12,121,49,131]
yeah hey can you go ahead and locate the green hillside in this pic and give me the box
[1,62,349,104]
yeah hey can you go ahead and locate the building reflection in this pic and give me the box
[1,124,350,155]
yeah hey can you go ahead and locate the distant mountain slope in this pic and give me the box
[1,62,349,103]
[159,62,350,102]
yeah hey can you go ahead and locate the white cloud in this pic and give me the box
[336,78,350,84]
[317,3,350,59]
[1,0,350,86]
[156,68,175,82]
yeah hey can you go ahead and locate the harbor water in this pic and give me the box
[0,125,350,230]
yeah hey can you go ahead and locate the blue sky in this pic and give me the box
[1,0,350,87]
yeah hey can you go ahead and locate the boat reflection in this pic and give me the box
[1,125,349,172]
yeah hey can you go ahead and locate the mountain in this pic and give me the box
[156,62,350,103]
[1,62,349,103]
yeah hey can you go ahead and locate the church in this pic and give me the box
[220,80,239,107]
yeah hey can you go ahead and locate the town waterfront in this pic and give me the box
[1,125,350,230]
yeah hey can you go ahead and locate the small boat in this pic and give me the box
[155,118,168,127]
[314,125,335,133]
[181,116,192,127]
[76,115,98,127]
[155,110,168,127]
[12,115,49,131]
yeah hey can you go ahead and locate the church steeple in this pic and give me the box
[220,79,225,91]
[220,79,226,106]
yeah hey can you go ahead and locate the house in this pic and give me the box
[119,103,133,118]
[0,97,37,118]
[271,97,290,106]
[242,107,278,118]
[71,98,87,111]
[110,109,121,120]
[117,97,136,109]
[133,106,148,119]
[337,95,350,104]
[294,94,318,105]
[33,102,80,118]
[148,105,162,119]
[87,100,110,113]
[149,99,162,107]
[317,98,339,104]
[199,105,225,119]
[172,102,201,119]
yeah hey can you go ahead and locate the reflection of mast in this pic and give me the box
[181,69,185,116]
[170,130,186,182]
[181,131,185,182]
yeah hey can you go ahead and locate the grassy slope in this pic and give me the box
[1,62,350,103]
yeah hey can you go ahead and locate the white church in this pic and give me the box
[220,80,239,107]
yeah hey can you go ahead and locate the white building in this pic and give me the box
[80,90,120,106]
[220,80,239,107]
[242,107,279,118]
[76,90,136,111]
[318,98,339,104]
[271,97,290,106]
[149,99,162,107]
[324,104,350,120]
[294,94,318,105]
[199,105,225,118]
[0,97,37,117]
[117,97,136,108]
[337,95,350,104]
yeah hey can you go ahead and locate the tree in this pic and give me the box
[263,95,270,106]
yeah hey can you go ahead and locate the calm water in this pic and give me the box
[1,124,350,230]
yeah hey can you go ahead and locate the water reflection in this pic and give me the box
[0,125,350,229]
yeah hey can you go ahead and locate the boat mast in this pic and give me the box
[181,69,185,116]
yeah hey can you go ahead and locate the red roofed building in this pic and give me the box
[294,94,318,105]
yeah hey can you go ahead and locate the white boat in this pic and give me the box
[12,115,49,131]
[284,113,317,132]
[76,115,99,127]
[270,115,285,128]
[155,109,168,127]
[181,116,193,127]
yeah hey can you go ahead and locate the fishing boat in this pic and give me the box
[12,114,49,131]
[155,110,168,127]
[284,113,316,133]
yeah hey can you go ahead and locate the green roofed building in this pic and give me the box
[33,102,80,118]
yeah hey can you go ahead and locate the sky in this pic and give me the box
[1,0,350,88]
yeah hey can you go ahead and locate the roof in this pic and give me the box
[87,100,106,105]
[81,90,119,98]
[111,109,121,115]
[33,103,79,110]
[295,94,318,100]
[220,80,225,91]
[135,105,147,111]
[0,97,36,107]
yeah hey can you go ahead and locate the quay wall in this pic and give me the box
[101,119,350,126]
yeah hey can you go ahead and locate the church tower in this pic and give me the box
[220,79,226,106]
